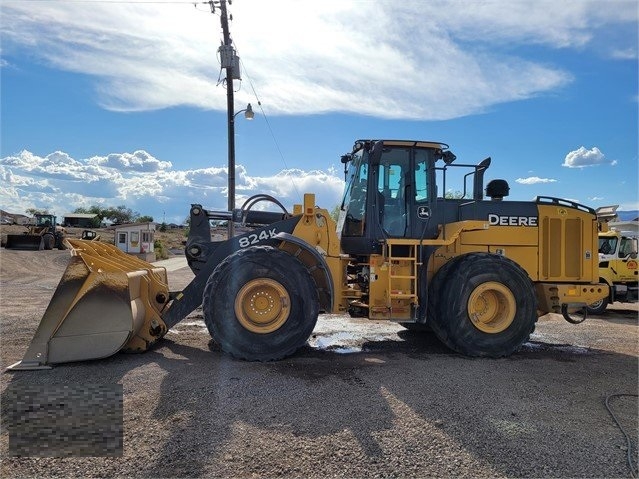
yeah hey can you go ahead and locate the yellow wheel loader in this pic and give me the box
[5,214,65,251]
[8,139,608,370]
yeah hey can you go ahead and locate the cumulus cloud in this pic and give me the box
[3,1,634,119]
[516,176,558,185]
[88,151,172,172]
[0,150,344,223]
[562,146,617,168]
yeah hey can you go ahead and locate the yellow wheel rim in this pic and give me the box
[467,281,516,334]
[234,278,290,334]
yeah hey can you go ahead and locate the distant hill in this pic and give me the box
[618,210,639,221]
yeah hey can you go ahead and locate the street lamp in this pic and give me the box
[235,103,254,120]
[227,103,254,238]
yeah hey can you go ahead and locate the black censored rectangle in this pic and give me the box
[3,383,123,457]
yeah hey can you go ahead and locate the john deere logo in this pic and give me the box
[488,214,538,227]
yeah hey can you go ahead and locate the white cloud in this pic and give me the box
[516,176,558,185]
[438,0,637,47]
[610,48,638,60]
[0,150,344,223]
[2,1,634,120]
[88,151,172,172]
[588,196,604,201]
[563,146,617,168]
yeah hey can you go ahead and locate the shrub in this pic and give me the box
[154,239,168,260]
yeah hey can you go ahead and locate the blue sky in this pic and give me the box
[1,0,637,224]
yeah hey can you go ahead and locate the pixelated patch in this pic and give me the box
[3,383,123,457]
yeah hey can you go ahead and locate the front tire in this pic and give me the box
[203,246,319,361]
[42,233,54,250]
[432,253,537,357]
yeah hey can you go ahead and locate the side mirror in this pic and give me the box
[442,151,456,164]
[630,252,638,259]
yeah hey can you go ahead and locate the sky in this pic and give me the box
[1,0,637,224]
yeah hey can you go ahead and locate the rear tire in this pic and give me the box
[202,245,319,361]
[425,255,467,343]
[586,296,609,315]
[56,235,66,250]
[432,253,537,357]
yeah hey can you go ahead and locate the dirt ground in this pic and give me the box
[0,248,637,478]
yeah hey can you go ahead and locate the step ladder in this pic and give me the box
[385,239,420,308]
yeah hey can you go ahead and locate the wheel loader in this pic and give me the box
[7,139,608,370]
[5,214,65,251]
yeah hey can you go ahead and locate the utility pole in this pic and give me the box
[218,0,236,239]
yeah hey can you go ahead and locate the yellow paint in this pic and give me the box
[234,278,290,334]
[467,281,516,334]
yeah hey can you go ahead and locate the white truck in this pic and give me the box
[588,221,639,314]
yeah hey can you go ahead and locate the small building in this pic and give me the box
[113,222,156,261]
[63,213,98,228]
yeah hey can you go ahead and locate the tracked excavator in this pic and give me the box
[8,139,608,370]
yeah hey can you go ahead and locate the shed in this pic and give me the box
[113,222,156,261]
[63,213,98,228]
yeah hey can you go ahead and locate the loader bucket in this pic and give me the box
[5,234,44,250]
[7,239,171,370]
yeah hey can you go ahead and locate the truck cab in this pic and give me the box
[589,222,639,313]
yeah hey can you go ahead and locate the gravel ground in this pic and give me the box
[1,249,637,478]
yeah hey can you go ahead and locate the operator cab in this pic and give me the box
[35,214,56,228]
[338,139,491,256]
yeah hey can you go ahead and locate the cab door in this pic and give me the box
[375,146,438,240]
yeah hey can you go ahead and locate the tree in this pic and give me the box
[103,205,138,224]
[329,204,341,222]
[73,206,104,227]
[26,207,50,216]
[71,203,157,225]
[444,190,466,199]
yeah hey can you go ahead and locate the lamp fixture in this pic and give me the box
[234,103,254,120]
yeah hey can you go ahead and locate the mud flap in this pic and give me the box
[7,240,171,370]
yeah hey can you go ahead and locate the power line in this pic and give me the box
[238,55,303,204]
[4,0,205,3]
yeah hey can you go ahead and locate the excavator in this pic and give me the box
[8,139,608,370]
